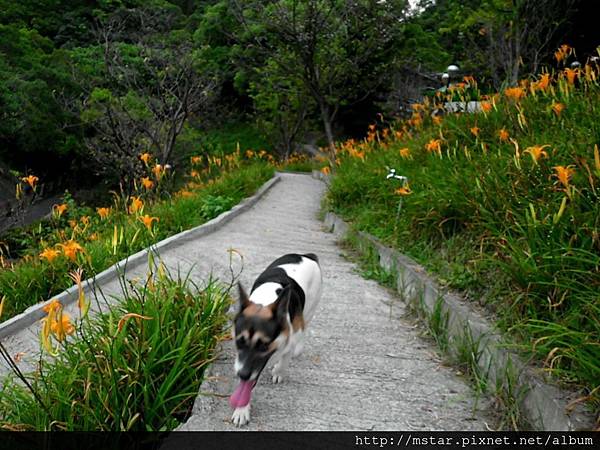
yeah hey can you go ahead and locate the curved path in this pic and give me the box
[1,173,491,430]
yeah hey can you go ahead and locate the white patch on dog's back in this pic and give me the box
[249,282,282,306]
[278,256,322,324]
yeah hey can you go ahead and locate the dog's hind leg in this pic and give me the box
[292,330,304,357]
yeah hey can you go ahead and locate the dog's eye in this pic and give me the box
[237,337,247,348]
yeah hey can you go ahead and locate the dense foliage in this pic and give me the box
[328,64,600,403]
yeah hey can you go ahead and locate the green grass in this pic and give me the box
[0,162,274,322]
[327,66,600,407]
[0,261,230,431]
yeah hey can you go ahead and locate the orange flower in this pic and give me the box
[140,153,152,165]
[190,156,202,165]
[554,44,571,64]
[53,203,68,218]
[43,299,62,314]
[553,165,576,188]
[425,139,442,155]
[480,101,492,113]
[50,311,75,342]
[97,207,111,219]
[564,68,578,85]
[399,148,411,158]
[395,186,412,196]
[40,248,60,263]
[504,87,526,101]
[81,216,90,226]
[129,196,144,214]
[470,126,480,137]
[60,240,83,261]
[533,73,551,91]
[498,128,510,142]
[139,215,159,231]
[152,164,163,179]
[432,115,443,125]
[141,177,154,190]
[463,75,476,85]
[524,145,550,164]
[177,190,194,198]
[21,175,39,190]
[190,170,199,178]
[321,166,331,176]
[552,102,565,116]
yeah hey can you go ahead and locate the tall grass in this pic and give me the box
[328,56,600,404]
[0,162,274,321]
[0,263,230,431]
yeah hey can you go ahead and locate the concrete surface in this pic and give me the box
[1,173,492,430]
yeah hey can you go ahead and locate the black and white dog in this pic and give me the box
[229,253,322,426]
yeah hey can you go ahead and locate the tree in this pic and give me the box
[67,7,217,187]
[231,0,407,160]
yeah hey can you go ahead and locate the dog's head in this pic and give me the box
[233,282,291,381]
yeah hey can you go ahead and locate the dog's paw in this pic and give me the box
[231,405,251,427]
[272,373,284,384]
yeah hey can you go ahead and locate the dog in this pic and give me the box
[229,253,322,426]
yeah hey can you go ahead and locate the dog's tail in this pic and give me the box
[303,253,319,264]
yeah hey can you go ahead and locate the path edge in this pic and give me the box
[320,208,596,431]
[0,175,281,340]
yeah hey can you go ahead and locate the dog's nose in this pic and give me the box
[237,368,251,381]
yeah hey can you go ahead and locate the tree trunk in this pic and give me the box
[318,99,336,163]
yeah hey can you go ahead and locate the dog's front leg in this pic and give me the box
[271,346,292,383]
[231,404,251,427]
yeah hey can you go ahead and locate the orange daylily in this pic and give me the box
[470,126,480,137]
[399,148,411,158]
[498,128,510,142]
[21,175,39,190]
[533,73,551,91]
[432,115,443,125]
[553,165,576,189]
[60,240,84,261]
[129,196,144,214]
[564,68,578,85]
[425,139,442,155]
[554,44,571,63]
[395,186,412,196]
[321,166,331,176]
[140,153,152,165]
[39,248,61,263]
[480,101,492,113]
[141,177,154,190]
[139,215,159,231]
[552,103,565,116]
[524,145,550,164]
[504,87,526,101]
[97,207,111,219]
[53,203,68,218]
[152,164,163,179]
[190,156,202,165]
[50,311,75,342]
[43,299,62,314]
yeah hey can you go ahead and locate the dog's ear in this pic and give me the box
[237,282,251,312]
[269,285,291,323]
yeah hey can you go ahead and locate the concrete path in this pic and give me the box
[1,173,491,430]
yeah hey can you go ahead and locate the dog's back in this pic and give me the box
[249,253,322,325]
